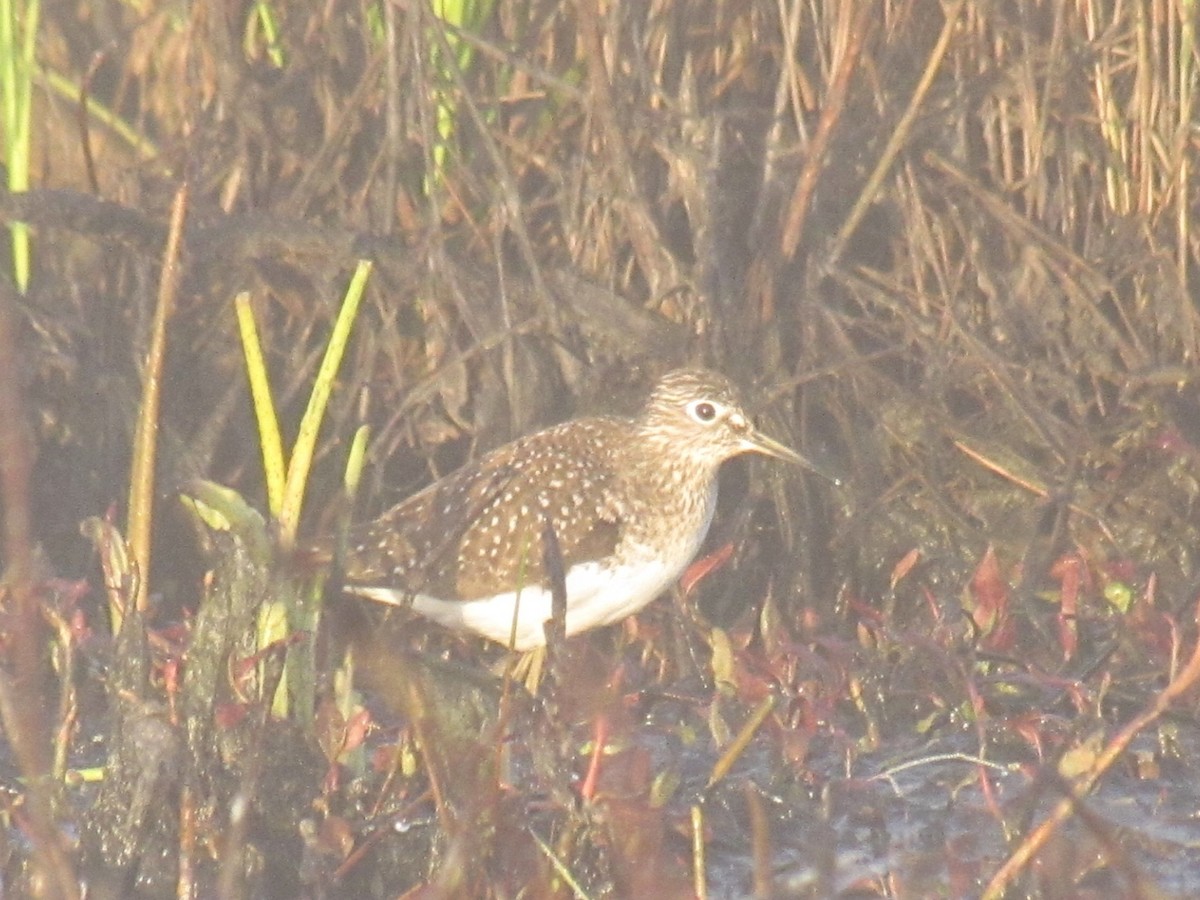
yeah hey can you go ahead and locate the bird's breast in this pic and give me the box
[620,478,718,575]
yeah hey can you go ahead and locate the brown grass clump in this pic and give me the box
[1,0,1199,896]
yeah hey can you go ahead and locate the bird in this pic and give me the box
[339,368,828,651]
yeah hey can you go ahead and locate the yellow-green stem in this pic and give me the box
[235,292,287,517]
[0,0,39,291]
[277,259,372,549]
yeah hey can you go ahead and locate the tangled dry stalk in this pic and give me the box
[0,0,1198,896]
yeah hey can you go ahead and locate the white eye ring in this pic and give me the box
[688,400,720,423]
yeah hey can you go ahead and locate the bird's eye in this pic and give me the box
[690,400,718,423]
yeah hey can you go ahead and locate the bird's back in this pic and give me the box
[343,416,630,602]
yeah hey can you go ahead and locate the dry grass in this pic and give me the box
[1,0,1199,896]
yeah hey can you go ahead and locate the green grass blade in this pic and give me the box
[257,598,291,717]
[277,260,372,548]
[0,0,39,291]
[247,0,285,68]
[235,292,287,517]
[40,68,161,164]
[426,0,495,192]
[343,423,369,498]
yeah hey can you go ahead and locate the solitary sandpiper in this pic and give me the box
[341,369,827,650]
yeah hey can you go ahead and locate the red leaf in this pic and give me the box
[342,708,373,755]
[214,702,251,729]
[890,548,921,589]
[968,547,1012,652]
[680,542,736,598]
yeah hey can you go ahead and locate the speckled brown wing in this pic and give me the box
[342,416,627,602]
[341,459,514,600]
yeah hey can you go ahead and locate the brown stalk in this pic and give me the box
[778,0,874,259]
[76,51,108,196]
[745,782,774,899]
[824,0,967,270]
[575,0,679,299]
[126,183,188,622]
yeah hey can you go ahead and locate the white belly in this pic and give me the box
[353,484,718,650]
[354,552,678,650]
